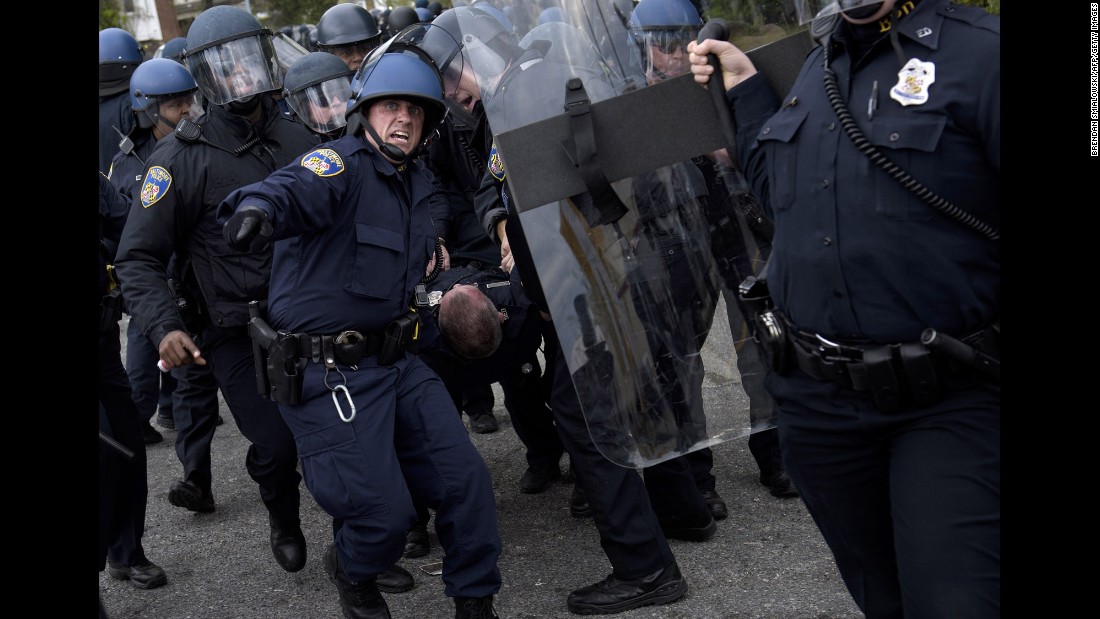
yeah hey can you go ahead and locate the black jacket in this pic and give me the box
[114,97,320,346]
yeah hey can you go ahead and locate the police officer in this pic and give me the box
[385,5,422,39]
[433,5,697,613]
[107,57,206,445]
[100,27,143,173]
[314,2,385,72]
[99,172,166,592]
[628,0,796,504]
[216,41,503,619]
[418,10,569,481]
[689,1,1000,616]
[282,51,355,140]
[114,4,317,576]
[154,37,187,63]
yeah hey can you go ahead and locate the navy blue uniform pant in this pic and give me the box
[769,369,1000,619]
[498,353,565,470]
[545,330,677,579]
[167,360,220,492]
[99,322,149,568]
[125,316,176,424]
[281,352,502,597]
[200,324,302,524]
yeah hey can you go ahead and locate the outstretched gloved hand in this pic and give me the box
[223,205,273,252]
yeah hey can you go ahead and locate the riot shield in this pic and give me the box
[456,0,810,467]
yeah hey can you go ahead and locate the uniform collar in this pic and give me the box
[891,0,946,52]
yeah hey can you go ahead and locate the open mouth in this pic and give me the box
[389,130,410,144]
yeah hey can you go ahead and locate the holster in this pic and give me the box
[99,288,124,333]
[266,332,306,405]
[247,300,305,406]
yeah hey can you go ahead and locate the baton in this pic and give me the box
[920,328,1000,380]
[99,431,135,460]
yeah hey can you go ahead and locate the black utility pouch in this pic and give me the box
[378,313,418,366]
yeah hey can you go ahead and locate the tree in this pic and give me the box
[99,0,129,31]
[254,0,334,29]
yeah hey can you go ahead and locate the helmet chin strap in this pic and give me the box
[363,122,410,164]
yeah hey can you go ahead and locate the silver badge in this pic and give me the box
[890,58,935,107]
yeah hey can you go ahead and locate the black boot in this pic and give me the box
[567,562,687,615]
[760,469,800,498]
[324,545,392,619]
[269,515,307,572]
[403,524,430,558]
[454,595,499,619]
[376,564,415,593]
[570,483,592,518]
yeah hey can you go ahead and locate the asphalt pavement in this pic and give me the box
[100,314,864,619]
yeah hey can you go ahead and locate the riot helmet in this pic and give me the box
[415,0,429,8]
[427,2,444,17]
[100,28,144,96]
[272,30,310,81]
[283,52,354,136]
[345,38,446,164]
[155,37,188,64]
[795,1,895,24]
[416,7,435,23]
[314,3,383,71]
[183,5,283,108]
[422,6,522,115]
[628,0,703,82]
[386,6,422,35]
[130,58,204,134]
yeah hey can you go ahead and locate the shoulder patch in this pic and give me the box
[488,140,506,181]
[140,166,172,208]
[301,148,345,177]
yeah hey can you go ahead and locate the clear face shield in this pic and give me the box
[450,10,514,113]
[272,32,309,81]
[137,90,204,132]
[286,76,352,134]
[187,33,283,106]
[324,39,382,72]
[637,28,699,83]
[794,0,889,24]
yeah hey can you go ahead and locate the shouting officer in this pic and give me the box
[217,41,504,619]
[689,0,1000,616]
[114,4,318,575]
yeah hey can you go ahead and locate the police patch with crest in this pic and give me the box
[300,148,345,177]
[488,140,506,181]
[141,166,172,208]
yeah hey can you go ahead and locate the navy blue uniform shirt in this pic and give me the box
[730,0,999,342]
[217,135,439,335]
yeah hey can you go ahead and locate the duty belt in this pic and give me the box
[283,331,375,366]
[782,315,999,412]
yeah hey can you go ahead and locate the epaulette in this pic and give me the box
[940,3,999,34]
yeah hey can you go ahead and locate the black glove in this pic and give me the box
[223,206,273,252]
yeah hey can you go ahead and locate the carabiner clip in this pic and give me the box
[324,365,356,423]
[331,384,356,423]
